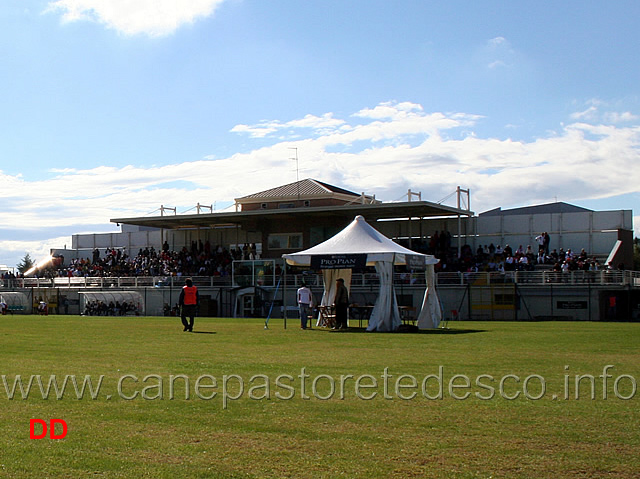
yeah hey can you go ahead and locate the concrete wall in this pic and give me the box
[473,209,633,256]
[69,230,163,258]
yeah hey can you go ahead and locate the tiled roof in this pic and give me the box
[237,179,360,201]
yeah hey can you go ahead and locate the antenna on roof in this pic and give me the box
[407,189,421,202]
[288,147,300,200]
[160,205,176,216]
[196,203,213,214]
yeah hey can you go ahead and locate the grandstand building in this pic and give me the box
[59,178,632,268]
[26,178,638,321]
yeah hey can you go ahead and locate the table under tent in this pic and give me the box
[283,215,442,331]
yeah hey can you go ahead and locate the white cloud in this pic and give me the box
[354,101,424,120]
[604,111,638,124]
[0,237,72,268]
[488,36,507,47]
[570,99,638,125]
[570,105,598,121]
[481,36,517,70]
[230,113,347,138]
[45,0,227,37]
[229,123,279,138]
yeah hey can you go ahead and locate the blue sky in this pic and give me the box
[1,0,639,268]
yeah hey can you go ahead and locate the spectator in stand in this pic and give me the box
[430,231,439,254]
[535,233,545,255]
[543,232,551,256]
[504,254,515,271]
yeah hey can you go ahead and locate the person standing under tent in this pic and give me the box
[297,282,314,330]
[333,278,349,330]
[179,278,199,332]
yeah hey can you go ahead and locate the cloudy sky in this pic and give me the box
[1,0,639,268]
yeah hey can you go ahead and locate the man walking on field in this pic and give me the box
[179,277,199,332]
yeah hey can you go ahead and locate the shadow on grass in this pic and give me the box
[191,331,216,335]
[308,327,486,335]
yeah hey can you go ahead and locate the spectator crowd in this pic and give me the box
[38,240,260,279]
[31,232,612,280]
[407,230,607,274]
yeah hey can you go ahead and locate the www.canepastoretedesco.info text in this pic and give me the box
[1,366,637,409]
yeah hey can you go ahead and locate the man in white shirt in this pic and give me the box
[297,282,314,329]
[535,233,545,254]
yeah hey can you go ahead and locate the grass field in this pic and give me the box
[0,315,638,478]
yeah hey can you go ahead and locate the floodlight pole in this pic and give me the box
[456,186,470,259]
[289,147,300,200]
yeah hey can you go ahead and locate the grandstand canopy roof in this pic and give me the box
[480,202,591,217]
[111,199,472,231]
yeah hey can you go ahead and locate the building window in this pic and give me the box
[278,203,295,209]
[303,200,311,207]
[261,203,268,209]
[268,233,302,250]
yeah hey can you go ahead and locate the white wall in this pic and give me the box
[473,210,632,255]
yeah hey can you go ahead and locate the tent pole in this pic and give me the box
[283,262,287,329]
[264,270,284,329]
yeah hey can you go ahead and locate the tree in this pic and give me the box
[17,253,34,275]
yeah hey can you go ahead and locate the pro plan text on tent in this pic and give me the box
[310,254,367,270]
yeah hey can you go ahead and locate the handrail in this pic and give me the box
[7,270,639,289]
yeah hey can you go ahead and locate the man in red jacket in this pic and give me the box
[179,278,199,332]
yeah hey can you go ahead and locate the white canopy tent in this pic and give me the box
[283,215,442,331]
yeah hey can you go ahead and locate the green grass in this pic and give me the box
[0,316,639,478]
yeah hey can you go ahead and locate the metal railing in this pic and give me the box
[434,270,637,286]
[13,276,233,289]
[7,269,639,289]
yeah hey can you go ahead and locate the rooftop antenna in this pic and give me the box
[288,147,301,200]
[196,203,213,214]
[160,205,176,216]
